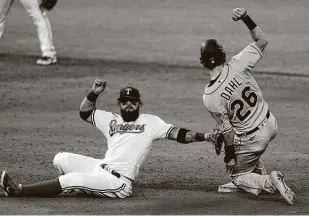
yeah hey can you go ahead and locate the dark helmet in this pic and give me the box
[200,39,226,70]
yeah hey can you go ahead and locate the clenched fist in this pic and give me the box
[232,8,247,21]
[92,79,107,94]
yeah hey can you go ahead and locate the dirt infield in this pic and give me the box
[0,54,309,214]
[1,0,309,214]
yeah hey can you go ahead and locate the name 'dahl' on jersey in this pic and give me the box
[109,119,146,136]
[220,77,243,100]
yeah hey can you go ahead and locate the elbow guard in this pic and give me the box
[79,109,94,121]
[177,128,190,144]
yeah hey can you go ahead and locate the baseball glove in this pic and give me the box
[215,134,224,155]
[40,0,58,11]
[210,128,224,155]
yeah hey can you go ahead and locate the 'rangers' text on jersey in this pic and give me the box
[91,110,174,180]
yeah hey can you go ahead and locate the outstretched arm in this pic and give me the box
[167,127,218,144]
[79,79,107,123]
[249,26,268,52]
[233,8,268,52]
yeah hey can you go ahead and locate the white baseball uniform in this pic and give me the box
[0,0,56,57]
[203,42,278,194]
[53,109,174,198]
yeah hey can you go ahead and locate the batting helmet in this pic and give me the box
[200,39,226,70]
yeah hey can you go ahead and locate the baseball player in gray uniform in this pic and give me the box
[0,79,222,198]
[0,0,57,65]
[201,8,295,204]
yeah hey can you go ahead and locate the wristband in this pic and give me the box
[195,133,206,141]
[224,145,235,163]
[87,91,99,103]
[242,15,257,31]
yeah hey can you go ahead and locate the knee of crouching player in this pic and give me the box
[53,152,69,175]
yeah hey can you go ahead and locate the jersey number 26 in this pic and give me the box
[231,86,257,121]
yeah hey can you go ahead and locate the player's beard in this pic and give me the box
[121,108,140,122]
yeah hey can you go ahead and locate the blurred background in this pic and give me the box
[0,0,308,75]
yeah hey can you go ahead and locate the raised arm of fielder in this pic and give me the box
[79,79,107,123]
[232,8,268,52]
[80,79,221,145]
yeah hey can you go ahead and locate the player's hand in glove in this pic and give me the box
[92,79,107,95]
[40,0,58,11]
[224,145,236,176]
[232,7,247,21]
[213,128,224,155]
[205,128,224,155]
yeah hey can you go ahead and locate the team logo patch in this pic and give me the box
[109,119,146,136]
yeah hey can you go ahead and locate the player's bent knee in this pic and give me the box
[53,152,70,173]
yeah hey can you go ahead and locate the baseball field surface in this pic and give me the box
[0,0,308,214]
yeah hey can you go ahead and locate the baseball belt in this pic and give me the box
[239,110,270,136]
[100,164,133,182]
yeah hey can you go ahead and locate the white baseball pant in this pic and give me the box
[0,0,56,57]
[231,111,278,195]
[53,152,133,198]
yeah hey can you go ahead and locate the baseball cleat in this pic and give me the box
[0,171,21,196]
[36,56,57,65]
[270,171,295,204]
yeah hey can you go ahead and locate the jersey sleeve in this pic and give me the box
[150,115,174,140]
[230,42,263,71]
[91,109,115,137]
[203,94,232,134]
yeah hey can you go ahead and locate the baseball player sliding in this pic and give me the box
[0,0,57,65]
[201,8,295,204]
[0,80,222,198]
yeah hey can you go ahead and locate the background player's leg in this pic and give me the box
[41,9,56,56]
[53,152,101,175]
[19,0,56,64]
[0,0,14,39]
